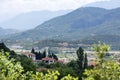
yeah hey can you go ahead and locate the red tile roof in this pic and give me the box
[22,52,35,57]
[42,57,56,61]
[89,62,98,66]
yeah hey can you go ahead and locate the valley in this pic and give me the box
[0,0,120,79]
[1,7,120,50]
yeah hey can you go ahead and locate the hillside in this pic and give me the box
[2,7,120,50]
[0,27,19,37]
[0,10,72,30]
[8,7,120,41]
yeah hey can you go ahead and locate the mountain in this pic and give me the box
[0,27,20,37]
[85,0,120,9]
[0,10,72,30]
[8,7,120,40]
[4,7,120,49]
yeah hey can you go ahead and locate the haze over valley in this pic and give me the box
[0,0,120,50]
[1,0,120,79]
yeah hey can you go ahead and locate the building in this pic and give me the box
[22,52,36,61]
[59,58,69,63]
[41,57,56,64]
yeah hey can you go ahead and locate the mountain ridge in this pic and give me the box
[3,7,120,49]
[0,10,72,30]
[0,27,20,37]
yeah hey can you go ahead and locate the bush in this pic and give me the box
[0,52,78,80]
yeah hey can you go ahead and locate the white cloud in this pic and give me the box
[0,0,110,22]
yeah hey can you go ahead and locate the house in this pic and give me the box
[34,60,42,64]
[22,52,36,61]
[58,58,69,63]
[41,57,56,64]
[89,62,98,66]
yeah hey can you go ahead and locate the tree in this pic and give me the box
[47,50,58,60]
[43,50,46,58]
[0,52,23,80]
[0,51,78,80]
[67,60,79,70]
[48,50,52,58]
[76,47,84,70]
[83,61,120,80]
[52,53,58,60]
[0,43,36,72]
[16,55,36,72]
[31,48,35,53]
[0,42,16,56]
[0,43,10,52]
[82,43,120,80]
[91,42,110,65]
[84,53,88,69]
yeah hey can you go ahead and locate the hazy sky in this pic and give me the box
[0,0,110,23]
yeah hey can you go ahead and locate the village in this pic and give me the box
[10,45,120,66]
[1,41,120,79]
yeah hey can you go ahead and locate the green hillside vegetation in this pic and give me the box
[82,35,120,50]
[83,42,120,80]
[0,43,36,72]
[2,7,120,50]
[0,51,78,80]
[8,7,120,40]
[1,42,120,80]
[0,27,19,37]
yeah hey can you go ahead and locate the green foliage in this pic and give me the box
[57,66,77,79]
[84,53,88,69]
[76,47,88,71]
[33,51,44,60]
[67,60,79,71]
[22,70,60,80]
[8,7,120,49]
[0,52,23,80]
[52,53,58,60]
[0,43,36,72]
[0,51,78,80]
[85,35,120,50]
[83,42,120,80]
[32,48,58,60]
[0,43,16,56]
[61,74,78,80]
[43,50,46,58]
[83,61,120,80]
[91,42,110,64]
[38,62,77,78]
[16,55,36,72]
[77,47,84,70]
[0,43,10,52]
[31,48,35,53]
[31,49,46,60]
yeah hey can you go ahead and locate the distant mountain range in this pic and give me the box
[85,0,120,9]
[8,7,120,40]
[2,7,120,50]
[0,10,72,30]
[0,27,19,37]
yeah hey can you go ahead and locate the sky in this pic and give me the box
[86,0,120,9]
[0,0,110,23]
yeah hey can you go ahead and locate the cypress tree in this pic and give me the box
[31,48,35,53]
[43,50,46,58]
[84,53,88,69]
[76,47,84,70]
[52,53,58,60]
